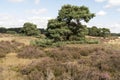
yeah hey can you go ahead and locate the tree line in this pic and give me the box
[0,26,45,35]
[88,26,110,38]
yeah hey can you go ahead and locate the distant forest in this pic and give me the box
[0,27,46,34]
[0,27,119,37]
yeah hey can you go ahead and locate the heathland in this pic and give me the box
[0,4,120,80]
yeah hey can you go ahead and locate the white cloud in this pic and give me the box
[96,10,107,16]
[27,8,47,15]
[0,13,52,28]
[108,0,120,6]
[8,0,40,4]
[8,0,24,3]
[34,0,40,5]
[27,16,52,28]
[95,0,120,8]
[80,21,120,33]
[0,14,22,27]
[104,0,120,8]
[0,14,13,21]
[88,22,120,33]
[107,23,120,33]
[95,0,106,2]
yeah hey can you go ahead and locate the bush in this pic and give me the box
[89,47,120,70]
[85,39,99,44]
[0,41,24,58]
[20,22,40,36]
[46,46,99,62]
[31,38,99,48]
[17,46,46,59]
[18,44,120,80]
[19,58,111,80]
[6,30,17,34]
[31,39,53,47]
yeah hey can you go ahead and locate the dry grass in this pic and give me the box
[0,34,37,80]
[0,34,119,80]
[17,46,46,59]
[107,38,120,45]
[0,53,34,80]
[0,34,36,45]
[0,41,24,58]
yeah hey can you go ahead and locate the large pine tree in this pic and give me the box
[46,4,95,41]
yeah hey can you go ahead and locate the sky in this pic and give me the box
[0,0,120,33]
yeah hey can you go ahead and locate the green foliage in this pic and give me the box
[111,33,120,36]
[46,19,70,41]
[21,22,40,36]
[7,28,22,33]
[85,39,99,44]
[88,26,99,36]
[6,30,17,34]
[58,4,95,23]
[88,26,111,38]
[46,4,95,42]
[0,27,22,34]
[31,39,53,47]
[0,27,7,33]
[100,28,111,38]
[35,34,46,39]
[31,38,99,48]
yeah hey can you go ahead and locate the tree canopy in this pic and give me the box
[21,22,40,36]
[46,4,95,41]
[88,26,111,38]
[58,4,95,23]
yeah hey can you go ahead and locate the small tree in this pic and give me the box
[100,28,110,38]
[88,26,111,38]
[88,26,99,36]
[21,22,40,36]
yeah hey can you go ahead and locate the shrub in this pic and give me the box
[6,30,17,34]
[17,46,46,59]
[46,46,99,62]
[31,39,53,47]
[0,41,24,58]
[86,39,99,44]
[20,58,55,80]
[18,44,120,80]
[90,47,120,72]
[20,22,40,36]
[47,45,109,61]
[19,58,111,80]
[46,47,82,62]
[52,41,66,47]
[31,39,99,48]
